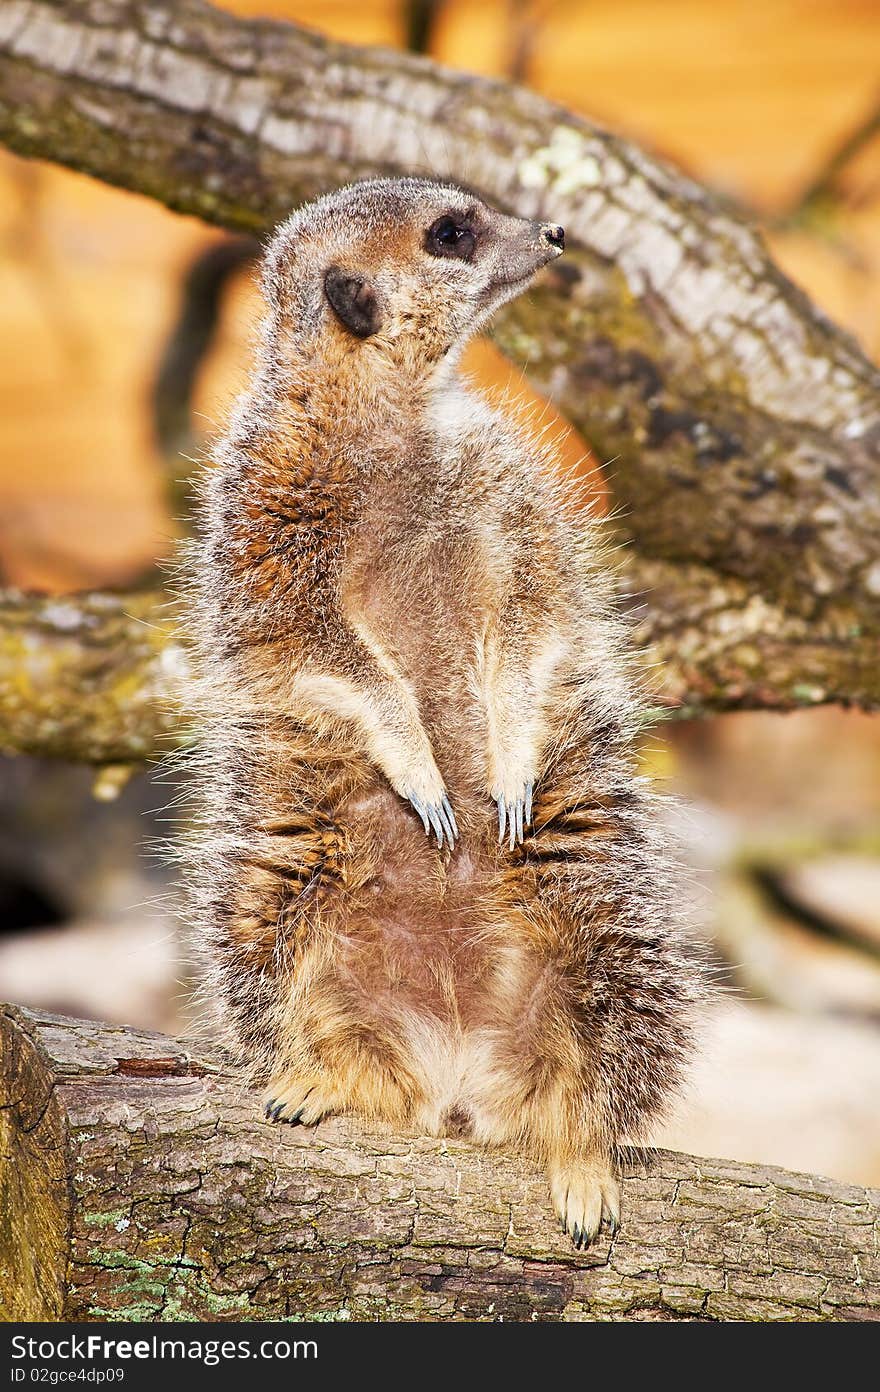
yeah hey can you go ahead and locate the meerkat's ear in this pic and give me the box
[323,267,384,339]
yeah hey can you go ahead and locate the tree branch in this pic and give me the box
[1,576,878,769]
[0,589,186,763]
[1,0,879,714]
[2,1003,877,1322]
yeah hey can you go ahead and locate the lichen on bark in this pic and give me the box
[0,589,187,763]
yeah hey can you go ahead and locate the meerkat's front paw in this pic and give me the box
[549,1157,620,1249]
[494,780,534,849]
[262,1077,335,1127]
[404,788,458,849]
[373,727,456,848]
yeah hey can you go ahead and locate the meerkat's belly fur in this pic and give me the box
[184,178,702,1248]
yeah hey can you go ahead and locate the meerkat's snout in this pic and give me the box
[540,223,565,252]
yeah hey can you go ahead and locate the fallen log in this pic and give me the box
[1,1003,877,1322]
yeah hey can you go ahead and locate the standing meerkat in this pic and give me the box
[184,177,702,1247]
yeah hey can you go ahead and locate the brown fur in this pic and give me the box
[182,179,704,1246]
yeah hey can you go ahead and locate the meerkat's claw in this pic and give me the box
[407,794,431,836]
[496,781,535,849]
[441,793,459,840]
[426,802,443,848]
[437,794,457,847]
[497,794,520,849]
[549,1159,621,1249]
[262,1083,329,1127]
[407,790,457,849]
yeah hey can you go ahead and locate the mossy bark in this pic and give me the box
[0,589,187,763]
[0,0,879,720]
[1,1003,878,1322]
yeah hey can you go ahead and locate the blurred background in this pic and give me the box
[1,0,879,1186]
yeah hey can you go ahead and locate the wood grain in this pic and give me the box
[2,1003,878,1322]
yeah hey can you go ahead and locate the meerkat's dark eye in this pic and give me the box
[425,216,477,261]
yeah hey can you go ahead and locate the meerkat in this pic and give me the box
[183,177,702,1248]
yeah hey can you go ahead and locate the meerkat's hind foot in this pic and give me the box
[496,781,534,849]
[406,789,457,848]
[549,1157,621,1249]
[262,1078,334,1128]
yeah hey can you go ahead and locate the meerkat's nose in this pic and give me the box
[541,223,565,251]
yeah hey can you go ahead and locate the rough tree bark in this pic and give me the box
[0,0,879,727]
[1,1003,878,1323]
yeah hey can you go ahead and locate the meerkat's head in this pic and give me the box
[262,178,564,378]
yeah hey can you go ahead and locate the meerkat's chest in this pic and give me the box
[343,482,500,710]
[348,510,483,639]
